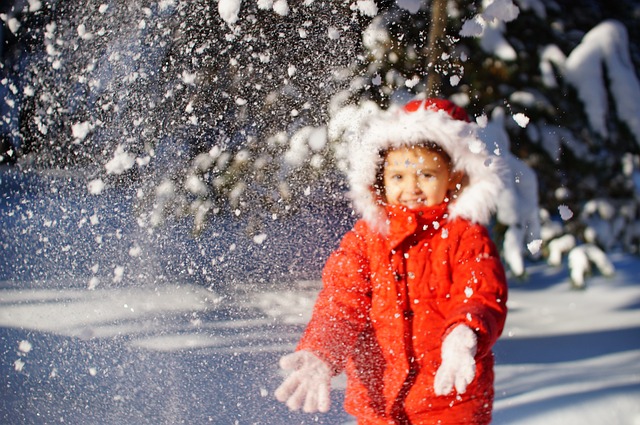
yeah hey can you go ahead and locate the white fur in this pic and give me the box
[345,102,506,233]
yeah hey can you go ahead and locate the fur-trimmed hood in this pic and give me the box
[344,99,505,234]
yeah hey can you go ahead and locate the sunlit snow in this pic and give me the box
[104,146,135,175]
[71,121,93,141]
[558,205,574,221]
[87,179,105,195]
[28,0,42,12]
[526,239,542,255]
[564,20,640,145]
[512,113,529,128]
[459,0,520,60]
[355,0,378,17]
[218,0,242,25]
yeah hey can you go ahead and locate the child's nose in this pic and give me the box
[407,175,422,192]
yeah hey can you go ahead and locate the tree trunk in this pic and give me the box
[425,0,448,96]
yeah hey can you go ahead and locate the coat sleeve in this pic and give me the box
[296,221,373,375]
[444,223,508,357]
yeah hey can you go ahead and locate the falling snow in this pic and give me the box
[1,1,640,423]
[558,205,574,221]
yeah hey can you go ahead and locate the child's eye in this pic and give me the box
[418,171,434,179]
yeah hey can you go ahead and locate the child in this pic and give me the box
[275,98,508,424]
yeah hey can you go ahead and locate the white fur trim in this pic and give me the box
[345,103,505,233]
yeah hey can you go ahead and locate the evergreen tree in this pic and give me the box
[2,0,640,273]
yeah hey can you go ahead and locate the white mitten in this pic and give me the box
[275,350,332,413]
[434,324,478,396]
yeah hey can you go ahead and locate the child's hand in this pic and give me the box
[275,350,332,413]
[434,324,478,396]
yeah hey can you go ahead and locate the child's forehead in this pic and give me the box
[384,145,447,160]
[388,144,439,153]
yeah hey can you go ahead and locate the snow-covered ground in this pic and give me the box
[491,256,640,424]
[1,169,640,424]
[1,255,639,424]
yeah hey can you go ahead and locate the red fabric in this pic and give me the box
[297,203,508,424]
[403,98,471,123]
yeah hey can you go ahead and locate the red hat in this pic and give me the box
[404,98,471,123]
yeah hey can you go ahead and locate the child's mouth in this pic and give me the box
[401,198,426,207]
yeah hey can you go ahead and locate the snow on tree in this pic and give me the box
[479,106,541,277]
[564,20,640,147]
[2,0,640,287]
[567,243,615,289]
[547,233,576,267]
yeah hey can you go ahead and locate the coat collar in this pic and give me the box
[384,202,449,250]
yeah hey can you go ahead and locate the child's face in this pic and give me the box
[382,146,459,209]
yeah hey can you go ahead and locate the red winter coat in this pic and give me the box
[298,203,508,424]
